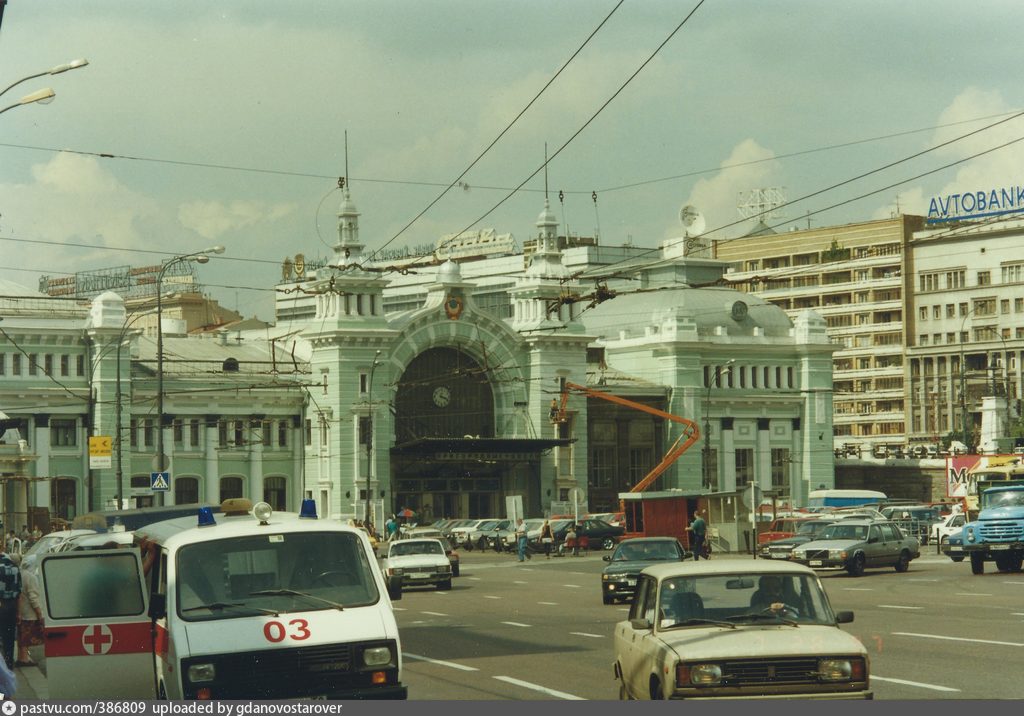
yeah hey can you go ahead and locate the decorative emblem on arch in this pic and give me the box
[444,295,464,320]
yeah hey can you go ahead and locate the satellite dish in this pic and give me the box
[679,205,706,237]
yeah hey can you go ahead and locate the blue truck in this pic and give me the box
[960,481,1024,575]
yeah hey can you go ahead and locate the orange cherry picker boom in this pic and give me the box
[553,381,702,546]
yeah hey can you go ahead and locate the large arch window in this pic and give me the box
[264,476,287,511]
[175,477,200,505]
[394,347,495,443]
[220,476,244,502]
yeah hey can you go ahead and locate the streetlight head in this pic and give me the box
[51,58,89,75]
[19,87,55,106]
[194,255,210,264]
[205,245,226,255]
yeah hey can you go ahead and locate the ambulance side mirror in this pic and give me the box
[149,593,167,619]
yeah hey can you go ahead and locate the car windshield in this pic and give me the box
[390,541,444,556]
[612,542,680,562]
[657,572,836,628]
[797,521,831,535]
[25,534,67,556]
[177,531,378,621]
[819,524,868,541]
[984,491,1024,509]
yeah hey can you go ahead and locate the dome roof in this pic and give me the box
[436,259,462,284]
[580,286,793,341]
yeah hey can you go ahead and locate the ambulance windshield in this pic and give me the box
[177,531,379,621]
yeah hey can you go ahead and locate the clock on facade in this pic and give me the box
[432,386,452,408]
[730,300,748,322]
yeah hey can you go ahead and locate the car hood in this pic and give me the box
[659,624,866,660]
[603,559,681,576]
[795,539,860,551]
[764,535,815,547]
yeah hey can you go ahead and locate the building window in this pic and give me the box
[264,476,287,511]
[919,307,928,321]
[11,354,20,376]
[358,416,371,447]
[278,420,288,448]
[305,418,312,446]
[959,302,969,317]
[143,419,154,448]
[1001,299,1010,315]
[220,476,244,501]
[234,420,244,446]
[946,304,955,318]
[735,449,754,487]
[60,354,69,376]
[50,418,77,447]
[919,334,929,345]
[359,373,369,394]
[977,271,991,286]
[218,420,228,448]
[919,273,940,292]
[0,354,4,376]
[175,477,199,505]
[770,448,790,493]
[973,298,996,317]
[28,354,38,376]
[590,447,616,488]
[319,415,328,447]
[44,354,53,375]
[787,367,794,389]
[1016,298,1024,313]
[172,419,183,447]
[262,420,272,446]
[932,306,941,319]
[76,355,85,376]
[628,447,653,486]
[189,419,201,449]
[1001,263,1024,283]
[946,270,965,289]
[130,418,138,448]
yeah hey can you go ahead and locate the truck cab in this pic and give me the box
[961,483,1024,575]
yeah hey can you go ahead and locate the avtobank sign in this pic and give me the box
[927,184,1024,224]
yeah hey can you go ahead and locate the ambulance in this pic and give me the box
[39,498,407,700]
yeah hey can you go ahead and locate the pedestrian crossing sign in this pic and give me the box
[151,471,171,491]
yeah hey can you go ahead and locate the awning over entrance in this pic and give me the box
[391,437,572,461]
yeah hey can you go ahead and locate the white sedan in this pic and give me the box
[614,561,872,700]
[380,538,453,591]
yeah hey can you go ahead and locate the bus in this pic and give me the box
[806,489,887,511]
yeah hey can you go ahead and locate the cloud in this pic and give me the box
[177,200,297,240]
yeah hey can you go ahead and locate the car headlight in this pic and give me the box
[188,663,216,683]
[388,567,404,576]
[818,657,865,682]
[677,663,722,686]
[792,550,806,560]
[437,565,451,573]
[966,527,975,543]
[363,646,394,667]
[830,549,847,559]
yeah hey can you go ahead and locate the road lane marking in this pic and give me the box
[562,584,581,588]
[892,632,1024,647]
[907,578,939,582]
[421,611,448,617]
[493,676,584,700]
[468,577,482,581]
[514,580,528,585]
[1005,582,1024,585]
[570,632,604,638]
[841,588,874,591]
[501,621,532,627]
[404,653,479,672]
[483,595,502,600]
[955,592,990,596]
[872,676,960,692]
[877,605,923,610]
[538,601,559,605]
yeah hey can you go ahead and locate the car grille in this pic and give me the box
[184,643,387,699]
[803,549,830,561]
[768,545,795,557]
[979,522,1024,541]
[720,657,823,686]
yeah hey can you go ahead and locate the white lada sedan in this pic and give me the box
[381,538,453,591]
[614,561,871,700]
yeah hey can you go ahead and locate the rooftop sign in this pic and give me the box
[927,184,1024,224]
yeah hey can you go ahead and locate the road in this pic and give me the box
[397,548,1024,700]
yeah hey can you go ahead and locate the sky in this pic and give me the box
[3,0,1024,320]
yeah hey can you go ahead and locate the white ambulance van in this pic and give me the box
[39,498,407,700]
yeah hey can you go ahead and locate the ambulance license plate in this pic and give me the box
[809,560,823,567]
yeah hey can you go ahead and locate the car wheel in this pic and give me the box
[602,537,616,551]
[452,564,460,577]
[970,552,985,575]
[438,579,452,591]
[894,551,910,573]
[995,554,1013,572]
[846,553,865,577]
[649,677,664,700]
[603,592,613,605]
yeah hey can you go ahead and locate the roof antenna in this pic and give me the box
[344,130,349,191]
[544,142,549,201]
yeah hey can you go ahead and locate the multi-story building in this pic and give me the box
[714,215,924,455]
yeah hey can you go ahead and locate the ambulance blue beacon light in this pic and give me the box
[299,499,318,519]
[197,506,217,527]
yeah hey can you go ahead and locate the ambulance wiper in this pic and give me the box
[181,601,280,617]
[250,589,345,611]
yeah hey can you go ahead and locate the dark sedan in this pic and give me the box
[600,537,689,604]
[555,518,625,552]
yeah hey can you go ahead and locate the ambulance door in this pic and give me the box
[39,549,157,699]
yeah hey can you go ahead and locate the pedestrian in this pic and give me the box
[4,532,19,556]
[539,520,554,559]
[16,555,42,667]
[385,515,399,541]
[566,523,579,557]
[514,518,529,562]
[0,552,22,669]
[688,510,708,560]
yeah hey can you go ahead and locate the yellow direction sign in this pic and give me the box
[89,435,113,469]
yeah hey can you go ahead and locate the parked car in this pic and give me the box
[554,518,624,551]
[879,505,943,545]
[613,561,871,700]
[790,519,920,576]
[380,538,453,591]
[588,512,625,528]
[601,537,689,604]
[20,529,97,573]
[464,519,511,550]
[59,531,136,551]
[757,518,838,560]
[448,519,491,548]
[757,516,815,545]
[942,532,965,562]
[931,510,976,548]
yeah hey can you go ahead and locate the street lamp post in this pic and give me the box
[365,350,382,529]
[702,359,734,490]
[112,309,159,510]
[1,58,88,116]
[155,247,224,505]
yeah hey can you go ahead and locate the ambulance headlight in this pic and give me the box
[363,646,393,667]
[188,663,216,683]
[253,501,273,524]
